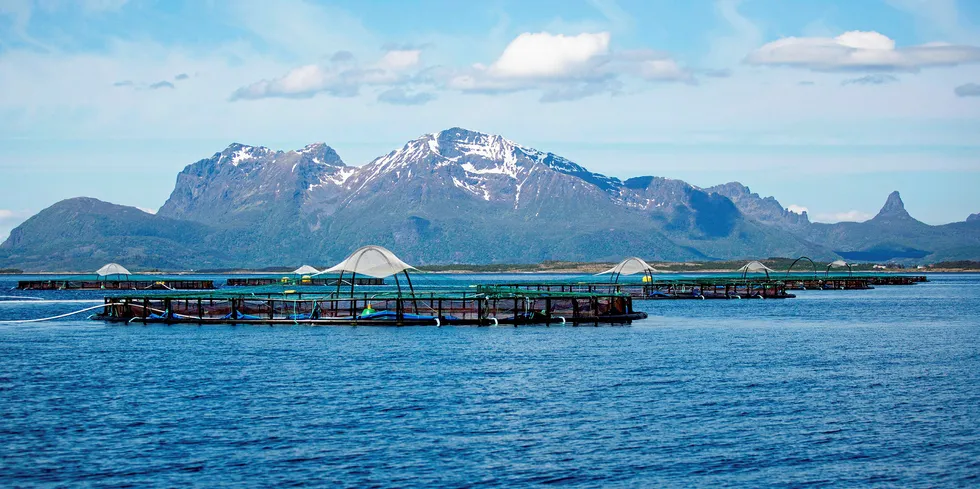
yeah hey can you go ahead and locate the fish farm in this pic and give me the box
[0,250,935,327]
[93,286,647,326]
[488,279,796,299]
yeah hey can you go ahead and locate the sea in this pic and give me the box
[1,273,978,487]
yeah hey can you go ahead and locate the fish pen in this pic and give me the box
[92,286,648,326]
[17,277,215,290]
[864,275,927,285]
[225,276,385,287]
[782,274,927,290]
[486,279,796,300]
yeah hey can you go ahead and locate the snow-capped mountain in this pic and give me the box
[159,141,351,225]
[152,128,829,264]
[9,127,978,270]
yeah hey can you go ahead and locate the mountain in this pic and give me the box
[805,192,980,262]
[968,213,979,222]
[0,197,219,271]
[1,128,977,270]
[279,128,829,264]
[707,182,810,230]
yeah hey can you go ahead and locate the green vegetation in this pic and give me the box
[0,268,23,274]
[928,260,980,270]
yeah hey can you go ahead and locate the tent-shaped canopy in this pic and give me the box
[737,261,774,279]
[597,257,656,276]
[323,245,416,279]
[292,265,320,275]
[95,263,131,277]
[323,245,418,294]
[826,259,852,276]
[597,257,656,283]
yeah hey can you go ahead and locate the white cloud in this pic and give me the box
[136,207,156,214]
[230,49,423,101]
[745,31,980,71]
[488,32,610,79]
[447,32,692,102]
[812,210,874,223]
[377,49,422,71]
[786,205,808,215]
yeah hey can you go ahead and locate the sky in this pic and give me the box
[1,0,979,240]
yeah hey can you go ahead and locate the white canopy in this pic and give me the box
[96,263,131,276]
[597,257,656,276]
[737,261,775,274]
[322,245,417,279]
[829,259,849,268]
[292,265,320,275]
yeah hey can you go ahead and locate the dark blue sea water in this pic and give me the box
[1,274,978,487]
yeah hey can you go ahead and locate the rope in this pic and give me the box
[0,304,108,324]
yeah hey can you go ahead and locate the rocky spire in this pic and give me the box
[874,191,912,220]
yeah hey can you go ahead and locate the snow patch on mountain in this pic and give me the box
[452,176,490,201]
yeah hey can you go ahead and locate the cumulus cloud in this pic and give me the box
[745,30,980,72]
[812,210,874,223]
[954,82,980,97]
[148,80,174,89]
[786,205,809,215]
[174,73,189,80]
[841,74,899,85]
[447,32,694,102]
[377,88,435,105]
[231,48,423,100]
[488,32,612,79]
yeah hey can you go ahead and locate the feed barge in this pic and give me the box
[489,279,796,300]
[92,286,647,326]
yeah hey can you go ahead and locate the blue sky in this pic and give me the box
[1,0,979,240]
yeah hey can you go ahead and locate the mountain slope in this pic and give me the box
[0,198,219,271]
[806,192,980,261]
[707,182,810,230]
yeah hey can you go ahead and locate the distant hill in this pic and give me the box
[1,128,978,271]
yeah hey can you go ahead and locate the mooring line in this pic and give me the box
[0,304,108,324]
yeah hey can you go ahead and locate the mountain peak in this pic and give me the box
[875,191,911,220]
[295,142,344,167]
[968,213,979,222]
[218,142,272,166]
